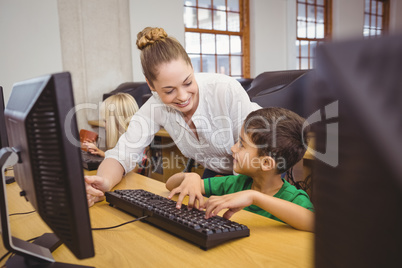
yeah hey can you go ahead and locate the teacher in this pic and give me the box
[85,27,260,207]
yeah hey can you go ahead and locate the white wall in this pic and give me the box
[129,0,185,82]
[389,0,402,34]
[58,0,133,130]
[332,0,365,40]
[0,0,63,102]
[250,0,288,77]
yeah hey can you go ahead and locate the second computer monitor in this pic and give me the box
[312,34,402,267]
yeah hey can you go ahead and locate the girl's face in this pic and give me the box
[149,59,199,117]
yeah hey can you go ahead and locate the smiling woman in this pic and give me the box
[150,59,199,120]
[84,26,261,208]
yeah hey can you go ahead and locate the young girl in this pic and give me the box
[83,93,139,157]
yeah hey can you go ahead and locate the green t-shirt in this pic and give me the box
[203,174,314,223]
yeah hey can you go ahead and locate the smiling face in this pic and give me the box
[231,127,262,176]
[148,59,199,117]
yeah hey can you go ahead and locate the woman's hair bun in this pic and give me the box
[136,27,168,50]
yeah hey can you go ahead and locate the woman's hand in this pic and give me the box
[84,175,111,207]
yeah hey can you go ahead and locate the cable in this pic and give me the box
[92,215,149,231]
[9,210,36,216]
[0,251,11,265]
[1,214,147,265]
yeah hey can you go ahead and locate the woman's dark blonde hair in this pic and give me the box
[136,27,192,88]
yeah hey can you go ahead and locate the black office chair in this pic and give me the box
[103,82,151,108]
[236,78,254,91]
[249,70,316,118]
[246,70,309,100]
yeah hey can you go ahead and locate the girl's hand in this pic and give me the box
[83,141,105,157]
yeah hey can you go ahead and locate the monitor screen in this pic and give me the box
[0,86,9,148]
[311,35,402,267]
[2,72,94,265]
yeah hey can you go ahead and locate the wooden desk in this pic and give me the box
[1,171,314,267]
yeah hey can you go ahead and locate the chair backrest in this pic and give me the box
[247,70,309,100]
[237,78,254,91]
[103,82,151,107]
[250,71,315,118]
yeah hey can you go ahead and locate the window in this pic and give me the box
[296,0,332,70]
[183,0,250,78]
[364,0,389,37]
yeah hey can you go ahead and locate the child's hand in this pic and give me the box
[83,141,105,157]
[83,138,96,143]
[83,141,97,152]
[204,190,255,219]
[168,173,205,210]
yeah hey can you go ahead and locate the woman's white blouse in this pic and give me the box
[105,73,261,174]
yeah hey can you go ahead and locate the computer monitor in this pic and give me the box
[1,86,15,184]
[0,72,95,267]
[0,86,9,148]
[311,35,402,267]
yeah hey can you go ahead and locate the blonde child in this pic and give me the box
[83,93,139,157]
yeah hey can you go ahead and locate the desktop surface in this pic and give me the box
[1,170,313,267]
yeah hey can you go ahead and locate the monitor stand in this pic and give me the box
[0,148,93,268]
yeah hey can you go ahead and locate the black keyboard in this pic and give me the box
[81,151,103,170]
[5,175,15,184]
[105,189,250,250]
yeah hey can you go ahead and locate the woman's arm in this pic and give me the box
[84,158,125,207]
[96,158,125,189]
[105,99,161,174]
[205,190,314,232]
